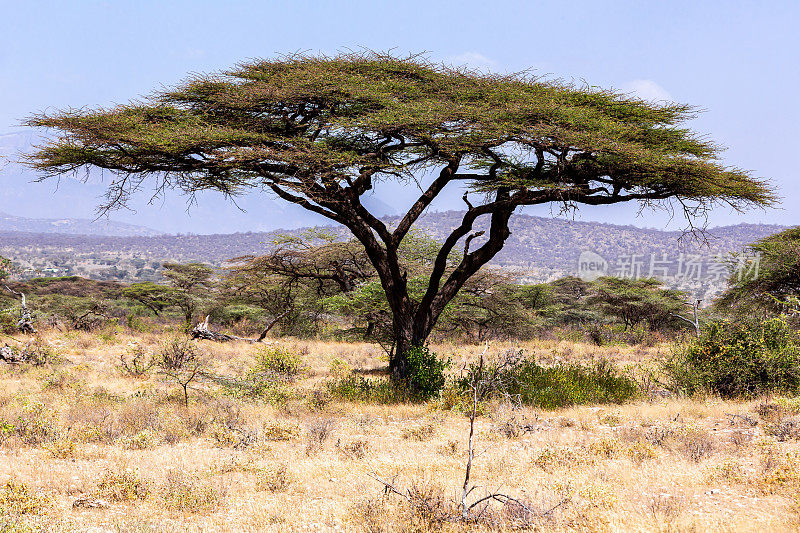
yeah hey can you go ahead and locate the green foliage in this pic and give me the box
[324,354,424,404]
[209,304,266,326]
[716,226,800,316]
[28,51,772,209]
[459,355,638,409]
[248,345,307,382]
[404,346,449,401]
[219,346,307,404]
[122,282,180,316]
[0,256,11,282]
[665,317,800,398]
[0,309,18,334]
[589,276,688,330]
[326,373,406,404]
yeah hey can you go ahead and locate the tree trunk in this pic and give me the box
[390,313,433,380]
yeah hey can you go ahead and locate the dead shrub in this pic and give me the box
[65,403,116,444]
[117,400,162,437]
[648,493,684,519]
[159,338,198,371]
[757,402,785,423]
[254,464,291,493]
[401,422,436,441]
[765,417,800,442]
[337,438,370,460]
[496,417,523,439]
[729,429,751,449]
[679,427,715,463]
[119,345,155,378]
[159,470,224,514]
[348,497,394,533]
[305,418,335,454]
[98,468,149,502]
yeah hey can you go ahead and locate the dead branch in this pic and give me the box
[672,299,702,337]
[3,285,35,334]
[256,309,291,342]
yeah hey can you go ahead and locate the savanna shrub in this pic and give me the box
[404,346,449,401]
[159,338,198,371]
[249,345,306,382]
[459,355,637,409]
[326,373,404,404]
[325,347,447,403]
[218,346,306,403]
[665,317,800,398]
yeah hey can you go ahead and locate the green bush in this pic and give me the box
[326,373,405,404]
[665,317,800,398]
[210,304,266,326]
[218,346,306,404]
[404,346,449,401]
[249,346,306,382]
[458,355,637,409]
[512,359,637,408]
[325,347,446,404]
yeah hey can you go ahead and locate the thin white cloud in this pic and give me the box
[620,79,673,102]
[447,52,497,71]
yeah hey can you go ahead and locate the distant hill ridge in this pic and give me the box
[0,211,163,237]
[0,211,787,285]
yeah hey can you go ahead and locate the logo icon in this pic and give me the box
[577,251,608,281]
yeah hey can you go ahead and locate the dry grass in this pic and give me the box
[0,328,797,531]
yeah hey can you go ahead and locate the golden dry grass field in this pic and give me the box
[1,328,799,532]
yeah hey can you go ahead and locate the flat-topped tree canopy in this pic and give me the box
[25,51,775,380]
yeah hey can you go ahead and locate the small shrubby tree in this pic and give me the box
[161,262,216,326]
[716,227,800,318]
[26,52,774,379]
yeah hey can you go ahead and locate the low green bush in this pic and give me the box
[326,373,405,404]
[249,345,307,382]
[326,346,448,403]
[458,354,638,409]
[665,317,800,398]
[405,346,449,401]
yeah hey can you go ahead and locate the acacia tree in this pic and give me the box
[25,52,773,379]
[161,262,215,326]
[589,276,687,330]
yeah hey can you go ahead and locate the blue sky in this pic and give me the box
[1,0,798,233]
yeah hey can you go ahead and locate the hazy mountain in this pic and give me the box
[0,211,163,237]
[0,211,787,302]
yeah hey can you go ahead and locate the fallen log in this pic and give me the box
[190,310,289,343]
